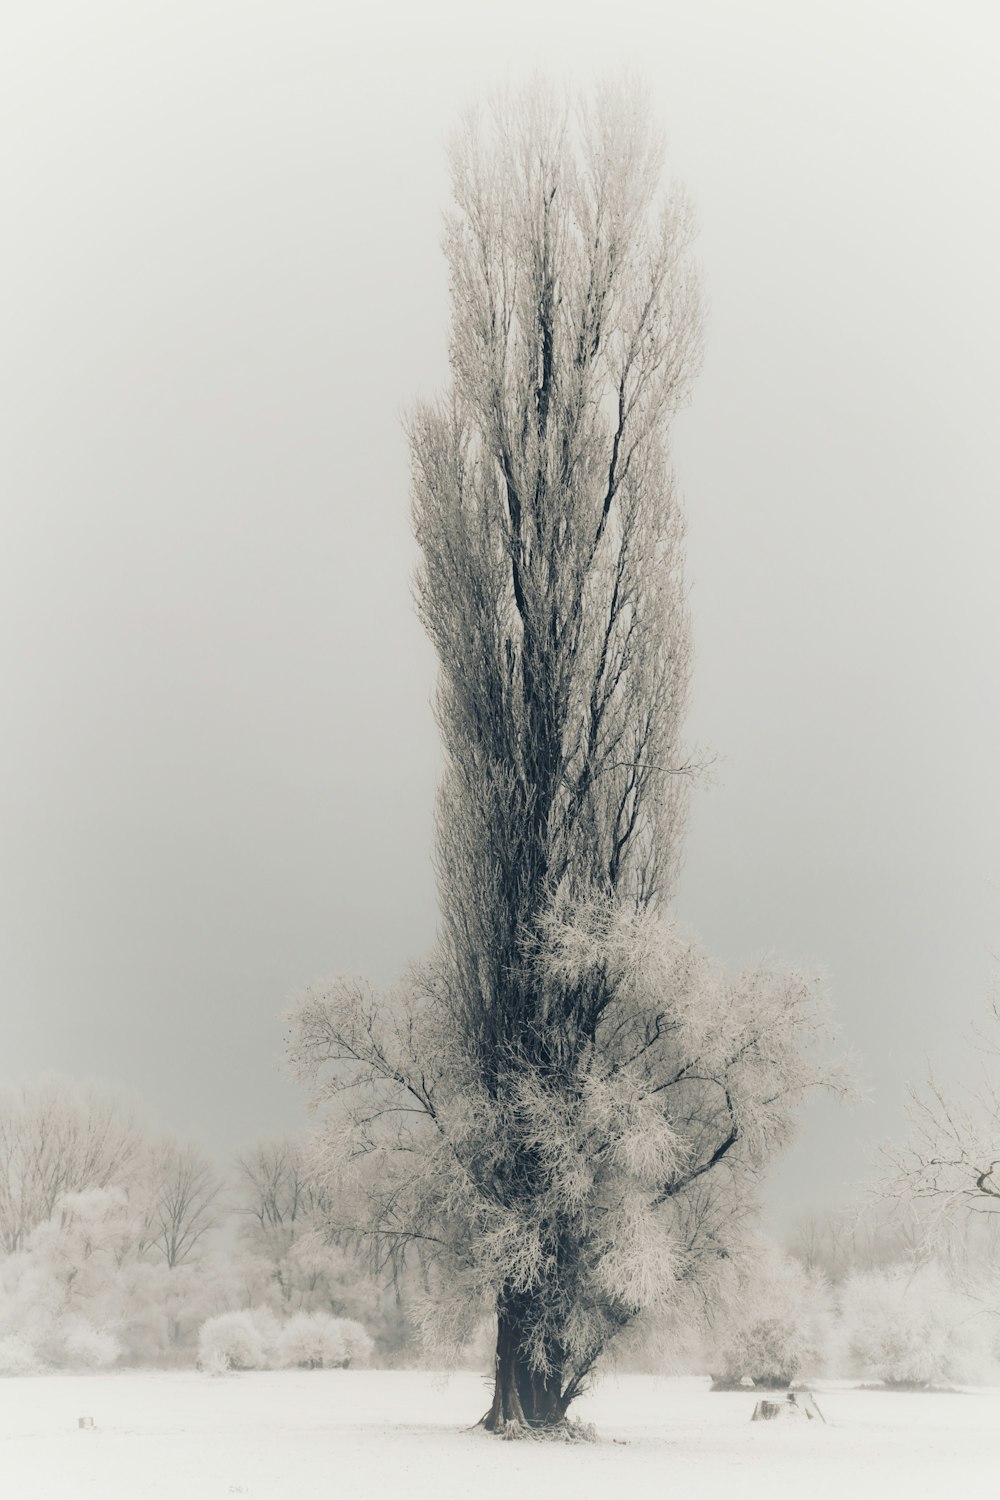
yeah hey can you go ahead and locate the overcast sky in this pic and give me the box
[2,0,998,1226]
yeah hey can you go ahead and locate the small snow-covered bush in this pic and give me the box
[60,1320,121,1370]
[197,1309,274,1374]
[0,1334,43,1376]
[277,1312,346,1369]
[839,1263,996,1389]
[720,1316,806,1389]
[714,1252,831,1388]
[276,1313,374,1369]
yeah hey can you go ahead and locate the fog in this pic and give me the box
[2,0,998,1224]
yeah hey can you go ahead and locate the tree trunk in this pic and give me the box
[481,1291,566,1432]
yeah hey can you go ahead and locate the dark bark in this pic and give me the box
[481,1290,567,1431]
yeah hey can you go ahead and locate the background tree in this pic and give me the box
[709,1244,832,1389]
[838,1262,997,1389]
[0,1078,147,1255]
[885,993,1000,1219]
[140,1138,223,1269]
[233,1136,332,1307]
[788,1200,934,1280]
[0,1079,391,1370]
[234,1137,321,1260]
[233,1135,394,1340]
[290,83,837,1434]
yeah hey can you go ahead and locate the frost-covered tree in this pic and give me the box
[290,83,836,1433]
[711,1247,832,1388]
[233,1136,388,1330]
[0,1078,147,1254]
[838,1262,997,1388]
[885,994,1000,1219]
[0,1187,136,1368]
[0,1082,234,1366]
[140,1139,223,1269]
[789,1200,937,1281]
[234,1137,323,1262]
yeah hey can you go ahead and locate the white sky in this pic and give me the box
[1,0,998,1225]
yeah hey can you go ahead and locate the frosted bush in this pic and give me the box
[721,1316,806,1388]
[197,1309,274,1374]
[276,1313,374,1369]
[277,1312,346,1369]
[12,1190,135,1360]
[60,1320,121,1370]
[0,1245,122,1370]
[0,1334,43,1376]
[715,1252,831,1388]
[0,1258,62,1350]
[839,1262,996,1389]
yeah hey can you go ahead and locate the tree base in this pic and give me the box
[477,1413,597,1442]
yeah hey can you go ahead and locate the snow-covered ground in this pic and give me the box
[2,1369,994,1500]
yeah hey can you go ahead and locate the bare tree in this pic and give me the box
[233,1137,322,1255]
[885,994,1000,1220]
[231,1136,377,1315]
[140,1138,223,1268]
[0,1078,147,1254]
[788,1200,937,1280]
[290,83,837,1433]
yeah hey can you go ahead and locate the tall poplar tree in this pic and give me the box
[291,84,834,1434]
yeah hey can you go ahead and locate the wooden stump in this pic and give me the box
[751,1391,825,1423]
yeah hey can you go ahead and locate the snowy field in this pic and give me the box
[2,1369,995,1500]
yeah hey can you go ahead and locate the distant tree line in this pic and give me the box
[0,1077,399,1374]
